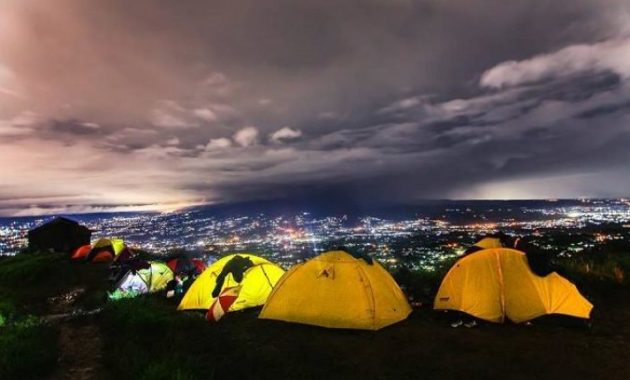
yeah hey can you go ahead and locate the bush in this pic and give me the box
[0,318,58,378]
[394,257,457,305]
[0,251,111,314]
[557,249,630,289]
[0,295,18,327]
[138,362,197,380]
[0,297,18,319]
[0,253,65,287]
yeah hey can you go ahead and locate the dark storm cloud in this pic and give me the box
[576,101,630,119]
[48,120,103,136]
[1,0,630,215]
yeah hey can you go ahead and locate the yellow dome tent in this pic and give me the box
[93,238,126,255]
[434,248,593,323]
[474,237,503,249]
[87,238,128,262]
[178,254,285,311]
[259,251,412,330]
[462,237,504,256]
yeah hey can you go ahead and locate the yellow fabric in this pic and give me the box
[178,254,284,311]
[434,248,593,323]
[230,264,285,311]
[138,262,174,293]
[92,238,111,249]
[110,239,126,256]
[475,237,503,249]
[259,251,412,330]
[92,238,126,256]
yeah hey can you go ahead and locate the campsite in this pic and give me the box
[4,1,630,378]
[1,230,629,380]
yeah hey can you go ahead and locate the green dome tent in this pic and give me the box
[109,261,174,300]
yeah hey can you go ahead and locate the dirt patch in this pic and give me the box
[46,288,104,380]
[49,323,103,380]
[47,288,86,314]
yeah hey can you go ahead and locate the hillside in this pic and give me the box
[0,252,629,379]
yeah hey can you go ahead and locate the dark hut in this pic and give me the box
[27,217,91,253]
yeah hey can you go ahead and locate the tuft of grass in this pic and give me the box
[555,248,630,294]
[138,362,198,380]
[0,263,60,378]
[0,297,59,379]
[100,297,208,379]
[101,297,183,331]
[0,251,110,314]
[0,252,65,286]
[0,295,18,318]
[0,292,18,327]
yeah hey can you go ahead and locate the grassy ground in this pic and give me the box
[96,291,629,380]
[0,256,60,379]
[1,251,629,379]
[0,252,109,379]
[0,252,110,314]
[0,314,58,379]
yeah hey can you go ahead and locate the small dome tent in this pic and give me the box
[178,254,285,312]
[109,261,174,300]
[86,238,127,263]
[167,257,206,276]
[474,237,503,249]
[462,237,504,256]
[434,247,593,323]
[259,251,412,330]
[71,244,92,260]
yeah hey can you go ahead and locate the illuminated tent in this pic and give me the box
[259,251,412,330]
[475,237,503,249]
[462,237,503,256]
[109,261,174,300]
[178,254,285,312]
[434,248,593,323]
[70,244,92,260]
[86,238,127,263]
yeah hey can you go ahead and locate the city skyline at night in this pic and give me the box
[3,199,630,271]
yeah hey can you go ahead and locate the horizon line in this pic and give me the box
[0,197,627,219]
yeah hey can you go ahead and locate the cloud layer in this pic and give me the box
[1,0,630,215]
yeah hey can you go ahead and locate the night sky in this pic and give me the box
[1,0,630,216]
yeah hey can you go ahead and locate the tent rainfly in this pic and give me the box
[434,247,593,323]
[259,250,412,330]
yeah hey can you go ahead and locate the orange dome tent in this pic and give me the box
[71,244,92,260]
